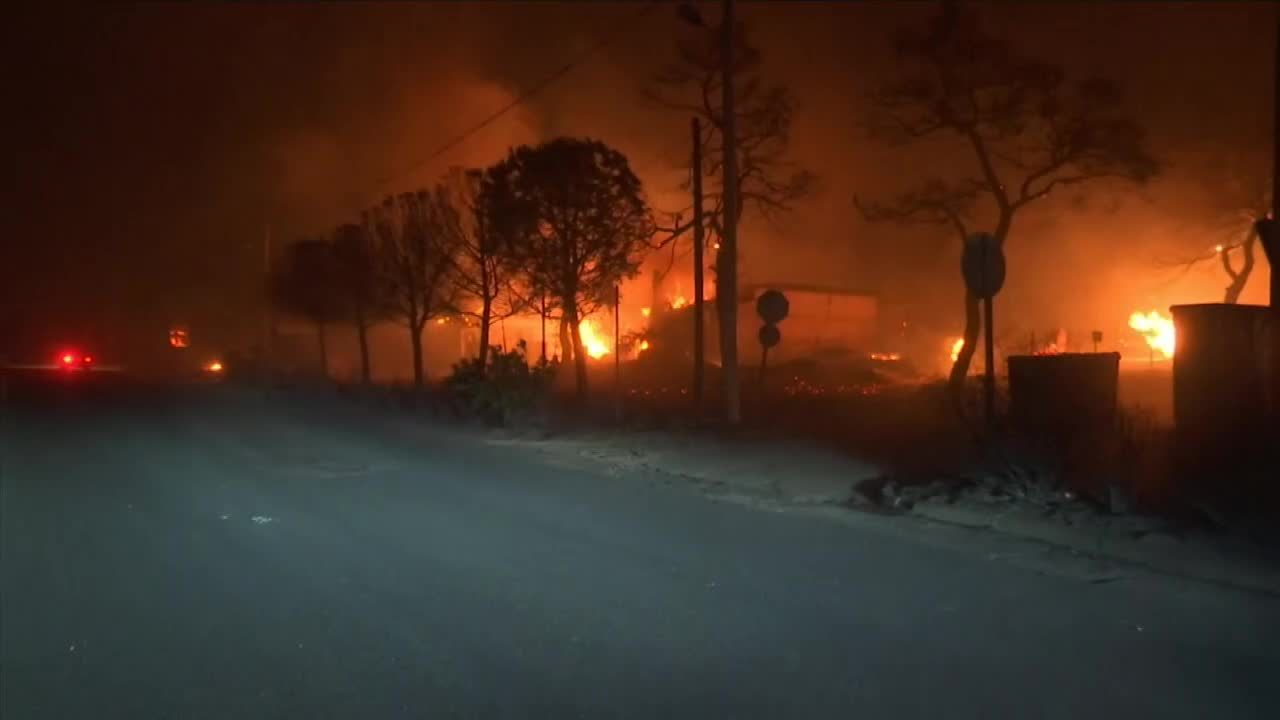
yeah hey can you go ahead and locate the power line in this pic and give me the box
[368,1,661,196]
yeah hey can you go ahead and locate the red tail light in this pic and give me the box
[61,353,76,366]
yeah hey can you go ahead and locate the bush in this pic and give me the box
[444,341,557,426]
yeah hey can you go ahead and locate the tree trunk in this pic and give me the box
[948,290,981,403]
[355,307,371,385]
[316,320,329,379]
[566,306,588,401]
[478,295,493,374]
[715,251,739,422]
[559,315,573,364]
[1222,234,1257,304]
[410,321,425,388]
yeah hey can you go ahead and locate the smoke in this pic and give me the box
[10,2,1275,365]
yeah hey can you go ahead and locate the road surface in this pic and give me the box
[2,376,1278,718]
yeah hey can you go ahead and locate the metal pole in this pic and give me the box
[1272,5,1280,307]
[263,223,273,378]
[691,117,706,410]
[984,297,995,426]
[719,0,740,425]
[614,284,622,423]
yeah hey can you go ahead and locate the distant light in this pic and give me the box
[1214,244,1224,254]
[61,353,75,365]
[82,355,93,364]
[205,361,223,373]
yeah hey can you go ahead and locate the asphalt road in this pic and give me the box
[2,376,1278,719]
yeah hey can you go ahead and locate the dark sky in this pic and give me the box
[5,1,1275,354]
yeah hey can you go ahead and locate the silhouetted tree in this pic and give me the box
[648,14,815,419]
[365,190,460,387]
[857,4,1158,398]
[1174,161,1270,304]
[480,138,653,399]
[331,222,386,383]
[439,167,527,374]
[272,238,344,377]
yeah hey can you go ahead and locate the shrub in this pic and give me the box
[444,341,557,426]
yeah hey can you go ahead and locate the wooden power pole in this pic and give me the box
[718,0,740,425]
[691,117,706,411]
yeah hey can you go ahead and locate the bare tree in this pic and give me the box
[480,137,653,399]
[365,190,460,387]
[1176,165,1269,304]
[857,4,1158,396]
[439,167,527,374]
[647,14,815,419]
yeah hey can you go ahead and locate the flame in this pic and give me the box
[638,340,650,352]
[1034,328,1068,356]
[1128,310,1175,359]
[578,318,610,359]
[869,352,901,362]
[204,360,223,373]
[669,295,688,310]
[949,338,965,363]
[640,307,651,318]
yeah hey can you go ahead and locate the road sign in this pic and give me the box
[758,324,780,349]
[961,233,1006,300]
[755,289,789,324]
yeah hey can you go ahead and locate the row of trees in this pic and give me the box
[278,2,1172,416]
[272,138,654,397]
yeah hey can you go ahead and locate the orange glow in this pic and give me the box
[1033,328,1068,356]
[669,295,688,310]
[869,352,901,362]
[640,307,651,318]
[169,329,189,348]
[205,361,224,373]
[639,340,650,352]
[578,318,610,359]
[436,317,448,325]
[1128,310,1175,359]
[948,338,965,363]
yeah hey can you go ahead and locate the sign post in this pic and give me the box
[755,290,789,387]
[961,233,1006,426]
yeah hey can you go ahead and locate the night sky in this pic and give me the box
[5,1,1275,357]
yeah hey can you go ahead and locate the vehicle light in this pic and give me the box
[61,352,76,366]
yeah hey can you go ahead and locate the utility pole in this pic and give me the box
[691,116,706,411]
[1271,4,1280,308]
[614,284,622,423]
[540,292,548,364]
[263,223,273,375]
[719,0,740,425]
